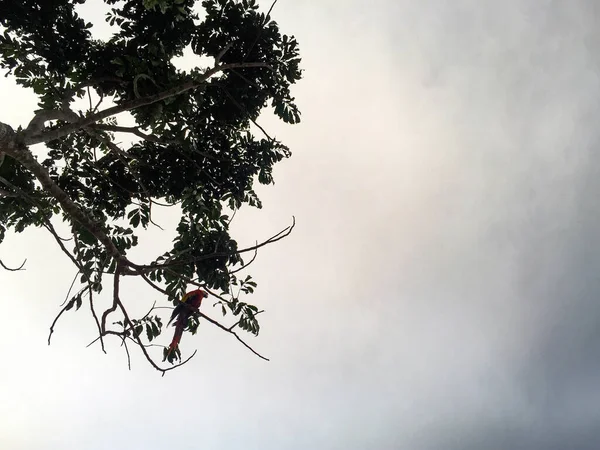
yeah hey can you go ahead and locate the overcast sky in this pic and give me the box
[2,0,600,448]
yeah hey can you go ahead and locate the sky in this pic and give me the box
[2,0,600,448]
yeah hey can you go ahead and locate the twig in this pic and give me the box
[121,334,131,370]
[198,311,269,361]
[228,310,265,332]
[101,263,121,333]
[87,129,163,229]
[243,0,280,62]
[134,216,295,272]
[218,85,275,142]
[44,222,83,272]
[140,272,169,296]
[48,302,73,345]
[229,246,258,275]
[88,285,106,354]
[116,297,197,375]
[87,86,93,111]
[92,92,104,113]
[61,271,81,306]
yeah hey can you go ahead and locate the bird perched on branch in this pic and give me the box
[164,289,208,361]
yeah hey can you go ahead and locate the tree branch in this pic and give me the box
[229,245,258,275]
[48,299,76,345]
[3,142,124,261]
[198,311,269,361]
[25,109,79,135]
[24,62,272,146]
[135,216,295,272]
[0,187,19,198]
[90,124,166,144]
[88,285,106,354]
[0,258,26,271]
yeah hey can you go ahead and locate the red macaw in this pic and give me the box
[166,289,208,356]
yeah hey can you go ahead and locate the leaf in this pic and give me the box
[133,325,143,339]
[75,294,83,311]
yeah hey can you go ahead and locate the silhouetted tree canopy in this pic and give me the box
[0,0,301,372]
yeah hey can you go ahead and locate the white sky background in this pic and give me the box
[2,0,600,448]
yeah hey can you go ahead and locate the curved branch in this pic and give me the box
[229,245,258,276]
[0,258,26,271]
[25,109,79,135]
[135,216,295,272]
[101,263,122,332]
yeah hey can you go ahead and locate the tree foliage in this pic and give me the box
[0,0,301,373]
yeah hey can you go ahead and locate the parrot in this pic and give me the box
[165,289,208,359]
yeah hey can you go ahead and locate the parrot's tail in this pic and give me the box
[164,322,185,361]
[169,322,184,350]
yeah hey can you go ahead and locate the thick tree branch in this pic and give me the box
[24,62,271,145]
[25,109,79,135]
[3,142,124,260]
[0,187,19,198]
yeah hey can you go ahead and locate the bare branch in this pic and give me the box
[228,310,265,332]
[61,271,80,306]
[101,263,121,333]
[0,258,26,271]
[116,296,197,375]
[198,311,269,361]
[88,285,106,354]
[121,334,131,370]
[136,216,295,272]
[48,300,76,345]
[229,245,258,276]
[140,273,169,296]
[44,221,83,272]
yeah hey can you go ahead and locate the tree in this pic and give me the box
[0,0,301,374]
